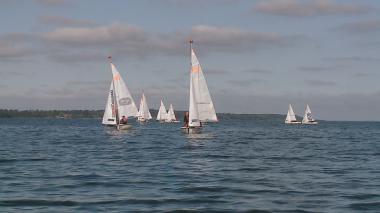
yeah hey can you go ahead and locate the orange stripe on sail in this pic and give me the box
[113,74,121,81]
[191,65,200,72]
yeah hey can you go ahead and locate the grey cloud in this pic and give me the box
[353,73,370,78]
[0,23,304,62]
[227,79,263,87]
[204,69,229,75]
[323,56,380,62]
[0,33,41,60]
[298,65,347,72]
[242,68,272,74]
[305,80,337,86]
[254,0,370,17]
[47,52,107,63]
[39,24,302,61]
[39,16,96,27]
[336,19,380,33]
[0,42,34,59]
[34,0,67,6]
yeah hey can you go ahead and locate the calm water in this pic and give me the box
[0,115,379,212]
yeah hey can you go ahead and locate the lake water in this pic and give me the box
[0,115,379,212]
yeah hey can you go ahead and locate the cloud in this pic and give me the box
[227,79,263,87]
[353,73,370,78]
[336,19,380,33]
[305,79,337,86]
[204,69,229,75]
[323,56,380,62]
[254,0,370,17]
[242,68,272,74]
[37,23,302,62]
[298,65,347,72]
[0,23,304,62]
[0,32,40,60]
[0,42,34,59]
[34,0,67,6]
[38,16,96,27]
[187,25,294,52]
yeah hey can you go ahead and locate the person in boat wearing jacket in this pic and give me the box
[183,112,189,128]
[120,116,128,125]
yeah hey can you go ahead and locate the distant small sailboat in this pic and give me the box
[285,104,301,124]
[182,40,218,133]
[102,57,138,130]
[137,93,152,122]
[166,104,179,123]
[302,104,318,125]
[156,100,168,122]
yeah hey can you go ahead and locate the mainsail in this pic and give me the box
[102,81,117,125]
[138,93,152,120]
[285,104,297,123]
[102,61,138,126]
[302,104,315,123]
[188,41,218,127]
[166,104,176,121]
[156,100,168,121]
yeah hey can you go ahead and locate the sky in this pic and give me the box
[0,0,379,121]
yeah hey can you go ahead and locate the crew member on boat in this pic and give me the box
[120,116,128,124]
[183,112,189,128]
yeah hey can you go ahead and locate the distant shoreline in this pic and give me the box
[0,109,284,119]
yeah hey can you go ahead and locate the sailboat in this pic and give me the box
[285,104,301,124]
[102,57,138,130]
[156,100,168,122]
[137,93,152,122]
[166,104,179,123]
[181,40,218,133]
[302,104,318,124]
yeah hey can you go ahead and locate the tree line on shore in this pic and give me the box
[0,109,104,118]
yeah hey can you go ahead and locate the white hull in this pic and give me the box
[181,126,202,134]
[285,121,301,124]
[137,117,148,122]
[302,121,318,125]
[166,120,180,123]
[118,124,133,130]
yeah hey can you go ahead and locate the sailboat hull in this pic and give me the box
[302,121,318,125]
[181,126,202,134]
[119,124,133,130]
[285,121,301,124]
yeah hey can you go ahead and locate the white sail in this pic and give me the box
[138,93,152,120]
[102,81,117,125]
[137,97,143,118]
[156,100,168,121]
[302,104,316,123]
[285,104,297,123]
[166,104,176,121]
[188,47,217,127]
[110,63,138,119]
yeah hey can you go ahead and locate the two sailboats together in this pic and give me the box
[102,41,218,131]
[285,104,318,125]
[157,100,179,123]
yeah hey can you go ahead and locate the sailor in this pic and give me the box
[120,116,128,124]
[183,112,189,128]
